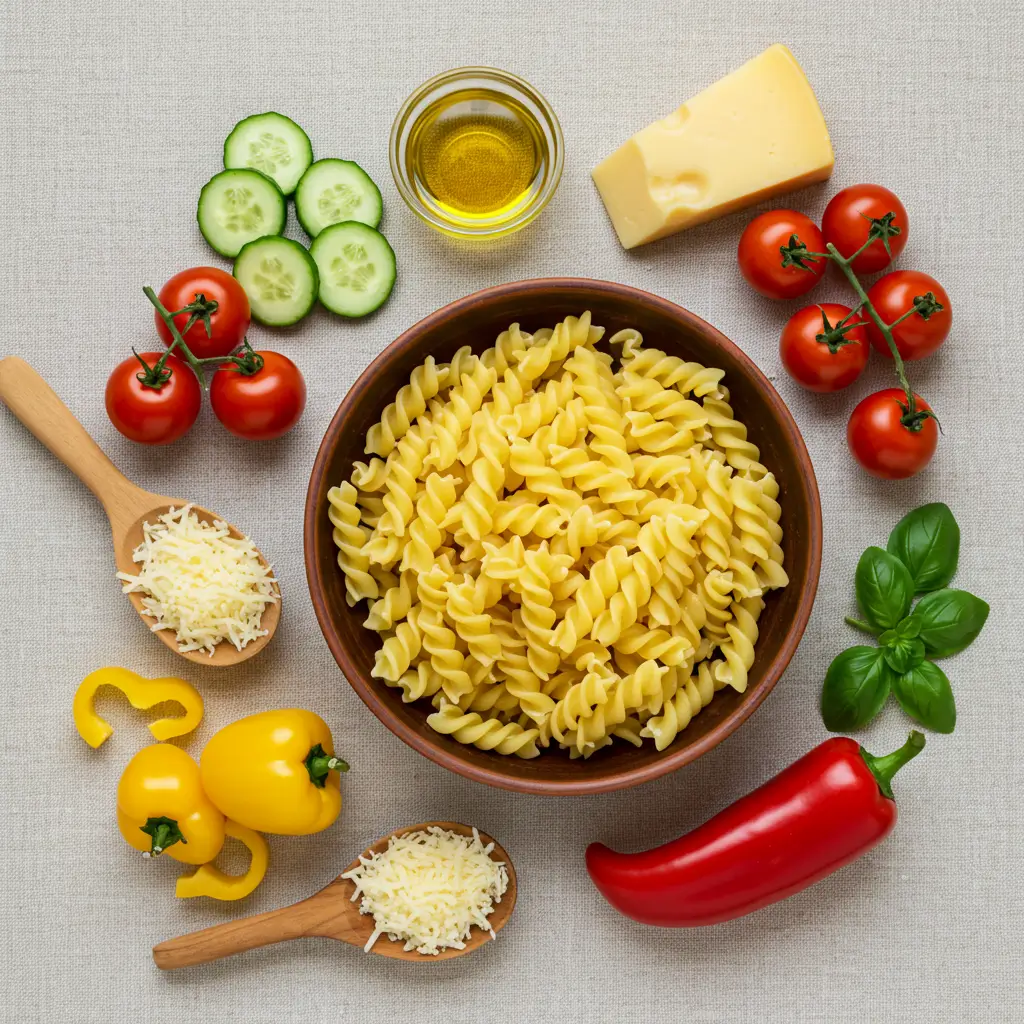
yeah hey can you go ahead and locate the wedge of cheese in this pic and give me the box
[592,44,834,249]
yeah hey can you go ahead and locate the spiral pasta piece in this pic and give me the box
[497,371,574,441]
[371,605,424,682]
[592,518,668,645]
[400,474,457,574]
[714,596,764,693]
[364,356,448,457]
[328,483,378,607]
[445,578,500,667]
[554,545,632,653]
[703,396,768,478]
[427,701,540,758]
[640,661,719,750]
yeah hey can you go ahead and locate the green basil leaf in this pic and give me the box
[892,660,956,733]
[882,636,926,674]
[895,616,921,639]
[855,547,914,630]
[914,589,990,657]
[887,503,960,593]
[821,646,893,732]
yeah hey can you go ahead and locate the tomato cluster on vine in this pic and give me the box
[737,184,950,480]
[106,267,306,445]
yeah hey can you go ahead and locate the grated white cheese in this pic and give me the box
[341,826,509,955]
[116,505,278,656]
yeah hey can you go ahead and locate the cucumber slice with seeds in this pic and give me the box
[309,222,396,318]
[197,169,286,258]
[224,112,313,196]
[233,237,319,327]
[295,159,383,237]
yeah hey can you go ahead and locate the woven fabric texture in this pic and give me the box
[1,1,1021,1021]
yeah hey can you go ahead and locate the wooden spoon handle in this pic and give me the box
[0,356,150,516]
[152,894,339,970]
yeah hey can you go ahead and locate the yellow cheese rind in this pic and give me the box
[592,44,834,249]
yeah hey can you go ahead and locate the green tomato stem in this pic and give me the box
[825,243,918,419]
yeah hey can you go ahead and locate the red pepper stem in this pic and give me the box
[304,743,350,788]
[860,730,925,800]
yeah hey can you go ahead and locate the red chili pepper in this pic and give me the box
[586,731,924,927]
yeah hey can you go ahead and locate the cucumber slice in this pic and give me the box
[233,237,319,327]
[309,222,396,318]
[197,169,286,258]
[295,159,383,237]
[223,112,313,196]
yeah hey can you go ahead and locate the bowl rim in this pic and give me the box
[304,278,822,795]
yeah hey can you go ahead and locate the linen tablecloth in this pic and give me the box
[1,1,1020,1020]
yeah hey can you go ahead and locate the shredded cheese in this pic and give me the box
[116,505,277,656]
[342,826,509,955]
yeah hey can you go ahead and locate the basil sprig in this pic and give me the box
[821,503,988,735]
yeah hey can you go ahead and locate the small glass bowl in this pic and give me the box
[389,66,564,241]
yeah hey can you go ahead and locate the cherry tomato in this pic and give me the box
[210,351,306,440]
[105,353,201,445]
[156,267,250,359]
[821,184,908,274]
[864,270,951,362]
[779,303,869,393]
[847,388,937,479]
[737,210,827,299]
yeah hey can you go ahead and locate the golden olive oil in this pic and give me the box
[406,89,546,224]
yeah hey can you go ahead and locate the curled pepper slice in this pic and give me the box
[73,667,203,749]
[175,820,269,901]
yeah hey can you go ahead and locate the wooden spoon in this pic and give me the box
[0,356,279,666]
[152,822,517,969]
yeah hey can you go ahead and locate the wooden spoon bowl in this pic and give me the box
[152,822,517,968]
[0,356,279,666]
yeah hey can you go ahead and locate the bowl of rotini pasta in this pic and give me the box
[305,279,821,794]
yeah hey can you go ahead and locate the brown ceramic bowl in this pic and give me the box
[305,279,821,795]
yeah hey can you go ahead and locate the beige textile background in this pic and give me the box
[1,1,1021,1021]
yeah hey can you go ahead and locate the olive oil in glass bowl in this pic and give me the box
[390,68,563,240]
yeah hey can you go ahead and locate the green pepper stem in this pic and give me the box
[304,743,350,788]
[860,730,925,800]
[139,815,187,857]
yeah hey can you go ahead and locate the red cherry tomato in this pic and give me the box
[779,303,869,393]
[105,353,201,445]
[210,351,306,440]
[737,210,827,300]
[864,270,951,362]
[156,267,251,359]
[847,388,937,479]
[821,184,909,273]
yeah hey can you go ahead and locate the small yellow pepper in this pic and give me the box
[117,744,225,864]
[73,666,203,749]
[200,709,348,835]
[175,820,269,901]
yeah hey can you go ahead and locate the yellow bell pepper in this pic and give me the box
[199,709,348,835]
[73,666,204,749]
[175,820,269,901]
[117,744,225,865]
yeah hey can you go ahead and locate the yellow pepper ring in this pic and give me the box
[175,820,269,901]
[73,667,204,749]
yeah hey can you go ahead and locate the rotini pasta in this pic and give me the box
[331,315,788,759]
